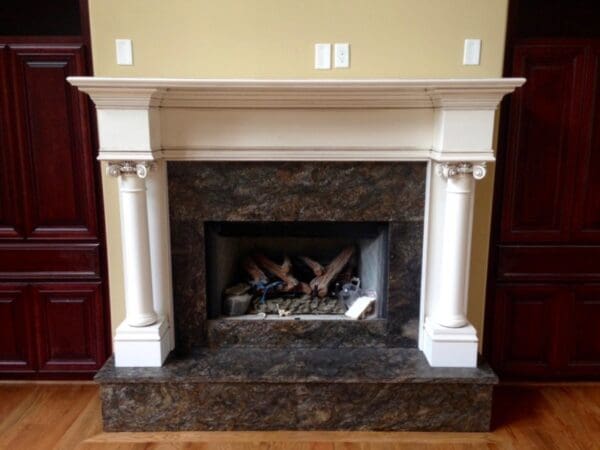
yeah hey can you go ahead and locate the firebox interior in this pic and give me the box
[205,221,389,319]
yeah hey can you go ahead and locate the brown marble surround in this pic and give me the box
[168,162,426,352]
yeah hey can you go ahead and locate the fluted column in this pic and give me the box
[107,161,158,327]
[435,162,487,328]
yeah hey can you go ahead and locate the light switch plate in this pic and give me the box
[334,43,350,68]
[315,43,331,70]
[463,39,481,65]
[116,39,133,65]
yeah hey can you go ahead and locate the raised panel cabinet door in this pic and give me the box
[571,46,600,242]
[33,283,105,373]
[0,45,24,239]
[501,44,587,243]
[9,44,98,240]
[565,285,600,375]
[0,284,35,372]
[491,285,564,377]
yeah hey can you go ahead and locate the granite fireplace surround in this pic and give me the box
[170,161,425,351]
[69,77,524,432]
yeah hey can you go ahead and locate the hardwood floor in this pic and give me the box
[0,383,598,449]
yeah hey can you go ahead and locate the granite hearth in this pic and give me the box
[69,77,525,432]
[96,348,497,432]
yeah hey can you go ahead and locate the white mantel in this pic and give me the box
[69,77,524,368]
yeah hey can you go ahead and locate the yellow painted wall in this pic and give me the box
[89,0,509,345]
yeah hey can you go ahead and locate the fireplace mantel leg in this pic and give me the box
[423,162,486,368]
[108,160,171,367]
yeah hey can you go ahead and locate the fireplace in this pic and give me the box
[69,77,524,431]
[205,221,389,319]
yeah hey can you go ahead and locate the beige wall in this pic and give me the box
[89,0,509,343]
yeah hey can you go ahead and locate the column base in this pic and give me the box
[423,318,478,368]
[113,316,171,367]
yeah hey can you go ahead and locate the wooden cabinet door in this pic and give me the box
[9,44,98,240]
[501,43,587,243]
[564,285,600,375]
[0,284,35,372]
[571,45,600,242]
[33,283,105,373]
[487,40,600,379]
[0,42,109,379]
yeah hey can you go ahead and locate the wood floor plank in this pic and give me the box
[0,384,599,450]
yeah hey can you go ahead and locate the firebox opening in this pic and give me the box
[205,221,389,320]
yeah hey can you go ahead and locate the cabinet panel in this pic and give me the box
[10,45,97,240]
[497,245,600,281]
[0,243,100,280]
[0,45,23,239]
[501,44,586,242]
[491,285,563,376]
[572,47,600,241]
[566,285,600,374]
[33,283,104,372]
[0,285,35,371]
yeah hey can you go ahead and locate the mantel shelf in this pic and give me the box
[68,77,525,110]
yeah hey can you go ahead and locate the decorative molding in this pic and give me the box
[106,161,155,178]
[97,147,499,163]
[436,162,487,180]
[68,77,525,110]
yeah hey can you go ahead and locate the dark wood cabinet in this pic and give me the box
[0,38,109,378]
[9,45,99,240]
[487,40,600,379]
[33,282,104,373]
[0,284,35,372]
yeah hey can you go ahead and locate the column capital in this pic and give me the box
[436,162,487,180]
[106,161,155,179]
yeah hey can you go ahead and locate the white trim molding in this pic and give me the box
[69,77,524,368]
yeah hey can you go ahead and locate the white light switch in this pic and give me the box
[334,43,350,68]
[116,39,133,65]
[463,39,481,65]
[315,43,331,70]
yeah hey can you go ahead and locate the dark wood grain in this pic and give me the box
[0,243,100,280]
[491,285,563,377]
[565,285,600,374]
[501,43,586,243]
[485,30,600,377]
[10,44,98,240]
[497,246,600,281]
[33,283,104,373]
[0,284,35,372]
[0,45,23,239]
[0,2,110,379]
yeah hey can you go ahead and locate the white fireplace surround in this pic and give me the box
[69,77,525,368]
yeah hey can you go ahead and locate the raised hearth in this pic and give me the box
[69,77,524,432]
[96,347,497,431]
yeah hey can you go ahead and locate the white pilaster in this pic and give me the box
[146,160,176,351]
[423,162,486,368]
[108,161,171,367]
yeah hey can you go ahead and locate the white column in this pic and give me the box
[423,161,486,368]
[436,163,479,327]
[108,161,158,327]
[108,161,171,367]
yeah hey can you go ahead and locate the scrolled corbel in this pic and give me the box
[106,161,155,179]
[436,162,487,181]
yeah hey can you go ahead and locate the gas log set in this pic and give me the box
[222,245,376,319]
